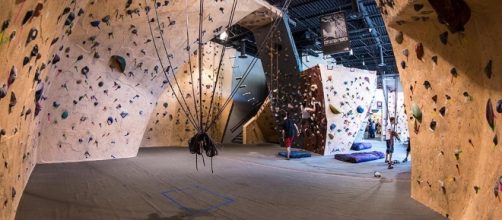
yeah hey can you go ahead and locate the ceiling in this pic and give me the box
[215,0,398,74]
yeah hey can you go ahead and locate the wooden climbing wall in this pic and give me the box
[380,0,502,219]
[0,0,270,219]
[299,66,326,154]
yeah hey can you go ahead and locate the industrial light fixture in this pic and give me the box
[219,31,228,40]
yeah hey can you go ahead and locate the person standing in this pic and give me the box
[385,117,400,169]
[403,137,411,163]
[282,112,299,160]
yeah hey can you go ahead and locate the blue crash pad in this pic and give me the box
[334,151,384,163]
[278,151,312,158]
[350,142,372,151]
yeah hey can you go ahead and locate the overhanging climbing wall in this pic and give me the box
[34,0,268,163]
[320,64,377,155]
[0,0,271,219]
[141,43,236,147]
[380,0,502,219]
[240,8,303,147]
[299,66,326,154]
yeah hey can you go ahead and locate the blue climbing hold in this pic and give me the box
[356,106,364,113]
[330,123,336,131]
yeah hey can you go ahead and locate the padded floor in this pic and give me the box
[16,144,443,220]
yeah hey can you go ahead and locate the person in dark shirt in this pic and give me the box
[282,112,299,160]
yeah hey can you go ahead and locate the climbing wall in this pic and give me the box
[320,64,377,155]
[380,0,502,219]
[299,66,326,154]
[33,0,267,163]
[242,97,279,144]
[0,1,91,219]
[0,0,270,219]
[141,42,235,147]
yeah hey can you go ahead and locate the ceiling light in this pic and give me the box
[219,31,228,40]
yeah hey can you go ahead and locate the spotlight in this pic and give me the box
[219,31,228,40]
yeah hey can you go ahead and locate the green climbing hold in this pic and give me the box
[109,55,126,73]
[61,111,69,119]
[329,104,342,114]
[412,103,422,123]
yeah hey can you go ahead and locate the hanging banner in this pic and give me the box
[320,12,350,55]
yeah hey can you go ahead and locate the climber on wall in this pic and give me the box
[385,117,400,169]
[282,112,300,160]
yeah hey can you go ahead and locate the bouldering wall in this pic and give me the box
[1,0,270,219]
[0,1,91,219]
[242,97,274,144]
[380,0,502,219]
[34,0,269,163]
[320,64,377,155]
[141,42,234,147]
[299,66,326,154]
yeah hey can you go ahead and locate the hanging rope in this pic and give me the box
[144,0,199,129]
[204,0,239,130]
[184,0,201,129]
[198,0,205,131]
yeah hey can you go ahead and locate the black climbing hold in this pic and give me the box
[1,19,9,32]
[22,10,34,25]
[98,81,104,87]
[416,43,424,60]
[9,92,17,113]
[423,81,431,90]
[497,100,502,113]
[395,32,403,44]
[430,120,437,131]
[484,60,492,79]
[53,101,60,108]
[23,57,30,66]
[52,54,60,64]
[0,85,6,99]
[450,67,458,77]
[107,116,114,125]
[487,99,495,130]
[494,135,499,145]
[8,66,17,87]
[81,66,89,78]
[90,20,101,28]
[30,45,39,57]
[439,106,446,117]
[432,56,438,64]
[163,102,168,108]
[401,61,406,69]
[65,12,75,26]
[120,112,128,118]
[439,31,448,45]
[414,4,424,11]
[102,15,110,25]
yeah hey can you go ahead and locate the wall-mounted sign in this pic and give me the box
[320,12,350,55]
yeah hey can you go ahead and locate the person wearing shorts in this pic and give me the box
[385,117,400,169]
[282,112,299,160]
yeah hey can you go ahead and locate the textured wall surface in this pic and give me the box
[320,64,377,155]
[299,66,326,154]
[380,0,502,219]
[0,0,268,219]
[141,43,236,147]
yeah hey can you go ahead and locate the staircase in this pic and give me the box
[231,132,243,144]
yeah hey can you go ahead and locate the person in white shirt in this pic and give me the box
[385,117,400,169]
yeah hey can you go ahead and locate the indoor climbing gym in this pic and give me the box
[0,0,500,219]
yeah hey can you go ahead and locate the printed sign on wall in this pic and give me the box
[320,12,350,55]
